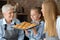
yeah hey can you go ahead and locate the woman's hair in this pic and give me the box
[42,0,58,36]
[30,7,44,20]
[2,4,14,13]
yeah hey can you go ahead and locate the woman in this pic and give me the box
[41,0,59,40]
[0,4,24,40]
[25,7,44,40]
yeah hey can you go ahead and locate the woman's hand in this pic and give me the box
[32,27,37,36]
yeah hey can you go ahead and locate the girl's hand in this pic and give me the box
[32,27,37,36]
[25,29,28,35]
[44,38,46,40]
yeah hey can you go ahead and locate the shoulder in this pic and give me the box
[56,16,60,26]
[57,16,60,21]
[56,16,60,24]
[0,19,3,22]
[0,18,3,25]
[13,18,20,24]
[14,18,20,22]
[39,21,45,27]
[40,21,45,24]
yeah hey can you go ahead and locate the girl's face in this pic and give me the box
[30,9,41,21]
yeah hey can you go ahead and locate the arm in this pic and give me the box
[32,27,37,36]
[18,29,24,40]
[25,30,31,38]
[33,21,44,40]
[0,25,6,40]
[56,17,60,39]
[25,29,32,38]
[25,21,45,40]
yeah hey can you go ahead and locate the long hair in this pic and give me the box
[42,0,58,36]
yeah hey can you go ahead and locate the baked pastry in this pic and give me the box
[14,24,20,28]
[22,23,31,29]
[18,22,27,29]
[14,22,36,29]
[28,23,36,28]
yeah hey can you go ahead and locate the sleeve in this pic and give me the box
[18,30,24,40]
[33,21,44,40]
[25,30,32,38]
[56,17,60,39]
[0,25,6,40]
[15,19,20,24]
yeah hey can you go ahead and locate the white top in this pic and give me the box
[56,16,60,39]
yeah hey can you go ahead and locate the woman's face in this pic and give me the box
[30,9,41,21]
[3,8,14,21]
[41,4,45,17]
[41,4,51,20]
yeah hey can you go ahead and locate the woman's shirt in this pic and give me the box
[56,16,60,40]
[0,18,24,40]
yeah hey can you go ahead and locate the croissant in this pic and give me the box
[14,24,20,28]
[18,22,27,29]
[22,23,31,29]
[29,24,36,27]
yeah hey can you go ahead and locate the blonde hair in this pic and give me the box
[42,0,58,36]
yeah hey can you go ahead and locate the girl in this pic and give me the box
[41,0,59,40]
[25,7,44,40]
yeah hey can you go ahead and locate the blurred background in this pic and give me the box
[0,0,60,22]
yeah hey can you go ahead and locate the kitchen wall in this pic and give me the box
[0,0,60,20]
